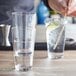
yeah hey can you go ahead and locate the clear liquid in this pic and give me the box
[14,51,33,71]
[48,51,64,59]
[47,25,65,59]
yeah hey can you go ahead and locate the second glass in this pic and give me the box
[45,17,65,59]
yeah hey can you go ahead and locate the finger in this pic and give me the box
[68,11,76,16]
[58,0,68,7]
[68,0,76,15]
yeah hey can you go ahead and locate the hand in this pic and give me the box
[48,0,68,15]
[48,0,76,16]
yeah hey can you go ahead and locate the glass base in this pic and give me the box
[15,64,32,72]
[48,53,63,59]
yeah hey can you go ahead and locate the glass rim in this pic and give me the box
[44,17,66,27]
[12,11,36,15]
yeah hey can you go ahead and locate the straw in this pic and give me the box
[53,26,64,50]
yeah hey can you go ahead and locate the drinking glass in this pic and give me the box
[12,12,36,71]
[45,17,65,59]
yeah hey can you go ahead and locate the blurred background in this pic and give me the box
[0,0,76,50]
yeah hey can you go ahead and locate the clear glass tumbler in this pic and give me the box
[45,17,65,59]
[12,12,36,71]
